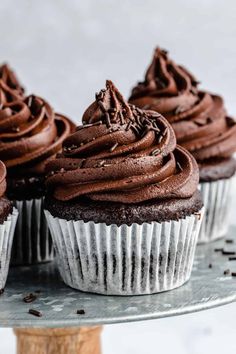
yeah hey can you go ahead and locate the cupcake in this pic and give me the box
[129,48,236,243]
[44,80,203,295]
[0,160,18,289]
[0,77,74,265]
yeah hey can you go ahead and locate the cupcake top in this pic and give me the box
[0,63,24,100]
[46,80,199,205]
[0,93,72,176]
[129,48,236,165]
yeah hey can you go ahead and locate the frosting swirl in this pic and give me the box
[129,48,236,162]
[0,64,24,101]
[0,94,72,176]
[46,80,199,204]
[0,160,7,198]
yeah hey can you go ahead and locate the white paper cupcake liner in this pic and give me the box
[11,198,54,265]
[45,209,204,295]
[198,178,233,244]
[0,208,18,289]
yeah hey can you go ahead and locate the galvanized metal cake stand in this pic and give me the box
[3,225,236,354]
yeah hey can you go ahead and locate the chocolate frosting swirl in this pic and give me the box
[0,94,72,176]
[0,64,24,101]
[0,160,7,198]
[46,80,199,204]
[129,48,236,162]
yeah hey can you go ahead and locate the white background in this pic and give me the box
[1,1,236,353]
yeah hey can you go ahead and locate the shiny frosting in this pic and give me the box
[0,91,72,176]
[0,160,7,197]
[129,48,236,162]
[46,80,199,204]
[0,63,24,101]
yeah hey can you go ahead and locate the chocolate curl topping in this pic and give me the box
[82,80,134,125]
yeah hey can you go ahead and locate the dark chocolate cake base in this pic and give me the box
[6,174,54,266]
[44,190,203,226]
[6,175,45,200]
[199,157,236,182]
[0,197,13,224]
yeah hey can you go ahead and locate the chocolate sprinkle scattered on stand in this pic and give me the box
[231,272,236,277]
[229,257,236,261]
[208,263,212,269]
[28,309,42,317]
[77,309,85,315]
[214,248,223,252]
[222,250,236,256]
[23,293,37,303]
[225,239,234,244]
[224,269,231,275]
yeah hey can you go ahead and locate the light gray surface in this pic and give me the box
[1,0,236,122]
[1,225,236,328]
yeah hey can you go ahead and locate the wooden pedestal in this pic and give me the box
[14,326,102,354]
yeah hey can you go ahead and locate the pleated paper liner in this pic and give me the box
[45,208,204,295]
[0,208,18,289]
[11,198,54,265]
[198,178,233,244]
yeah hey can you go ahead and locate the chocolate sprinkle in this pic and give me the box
[28,309,42,317]
[0,289,4,295]
[23,293,37,303]
[150,148,161,156]
[214,248,223,252]
[231,272,236,277]
[125,121,132,131]
[229,257,236,261]
[222,250,236,256]
[224,269,231,275]
[77,309,85,315]
[225,239,234,244]
[110,142,119,152]
[177,162,183,172]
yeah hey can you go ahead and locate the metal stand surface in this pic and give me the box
[2,225,236,353]
[1,225,236,328]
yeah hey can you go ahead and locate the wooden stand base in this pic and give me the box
[14,326,102,354]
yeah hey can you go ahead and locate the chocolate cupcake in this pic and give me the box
[0,76,73,264]
[129,48,236,243]
[0,161,18,289]
[44,80,203,295]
